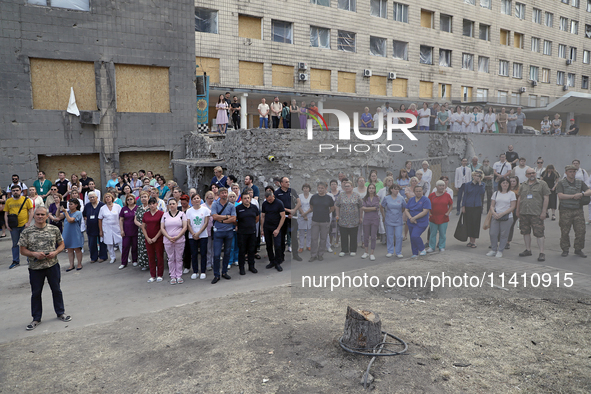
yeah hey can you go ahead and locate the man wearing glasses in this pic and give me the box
[516,169,550,262]
[6,174,28,198]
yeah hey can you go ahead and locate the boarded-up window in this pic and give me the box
[310,68,331,90]
[419,81,433,98]
[119,151,174,183]
[196,57,220,84]
[514,32,523,49]
[439,83,451,98]
[30,58,97,111]
[272,64,294,88]
[239,61,264,86]
[392,78,407,97]
[239,15,262,39]
[38,154,101,191]
[420,10,434,28]
[462,86,472,101]
[370,75,387,96]
[115,65,170,113]
[338,71,356,93]
[500,29,509,45]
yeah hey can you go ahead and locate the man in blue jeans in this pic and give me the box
[210,187,236,284]
[4,185,33,269]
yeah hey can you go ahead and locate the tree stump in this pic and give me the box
[341,306,382,350]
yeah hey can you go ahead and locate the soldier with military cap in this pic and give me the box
[557,165,591,257]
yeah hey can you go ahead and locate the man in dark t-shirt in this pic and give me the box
[505,145,519,169]
[230,96,241,130]
[54,172,69,195]
[261,190,285,271]
[306,182,334,262]
[274,177,302,262]
[236,194,259,274]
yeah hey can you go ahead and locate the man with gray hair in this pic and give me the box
[19,206,71,330]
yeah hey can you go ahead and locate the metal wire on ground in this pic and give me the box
[338,331,408,389]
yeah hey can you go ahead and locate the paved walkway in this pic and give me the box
[0,211,589,343]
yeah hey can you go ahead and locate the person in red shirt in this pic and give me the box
[427,180,453,252]
[142,197,164,282]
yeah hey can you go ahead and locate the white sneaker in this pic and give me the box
[227,264,232,270]
[156,277,163,282]
[486,251,496,257]
[370,255,376,261]
[141,267,148,271]
[439,248,445,252]
[386,253,393,258]
[419,250,427,256]
[200,273,206,279]
[288,246,292,252]
[191,273,197,280]
[411,255,418,258]
[396,254,404,258]
[183,268,190,274]
[132,262,138,267]
[147,277,156,283]
[361,253,369,259]
[110,258,116,264]
[426,247,434,253]
[118,264,126,270]
[350,252,356,257]
[327,247,333,253]
[339,252,346,257]
[495,251,503,258]
[234,261,239,266]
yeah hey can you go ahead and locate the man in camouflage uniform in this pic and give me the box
[18,206,72,330]
[516,168,550,262]
[557,165,591,258]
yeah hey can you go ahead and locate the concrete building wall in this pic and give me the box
[195,0,591,103]
[185,129,590,192]
[0,0,195,190]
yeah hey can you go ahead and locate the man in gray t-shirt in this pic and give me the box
[515,107,526,134]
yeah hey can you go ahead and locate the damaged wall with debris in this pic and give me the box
[0,0,195,188]
[185,129,590,191]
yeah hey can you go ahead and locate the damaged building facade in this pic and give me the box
[180,128,590,194]
[0,0,195,189]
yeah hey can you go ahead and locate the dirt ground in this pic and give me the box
[1,251,590,394]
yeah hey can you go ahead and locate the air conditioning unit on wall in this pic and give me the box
[388,72,397,80]
[363,69,372,77]
[519,87,526,93]
[298,62,308,70]
[298,73,309,81]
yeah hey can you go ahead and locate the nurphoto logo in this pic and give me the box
[306,108,418,153]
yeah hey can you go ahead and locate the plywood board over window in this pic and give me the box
[392,78,408,97]
[30,58,97,111]
[196,57,220,84]
[239,61,264,86]
[370,75,387,96]
[115,65,170,113]
[310,68,331,90]
[38,154,101,191]
[119,151,174,182]
[238,15,262,39]
[338,71,356,93]
[419,81,434,98]
[272,64,294,88]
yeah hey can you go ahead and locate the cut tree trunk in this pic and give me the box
[341,306,382,350]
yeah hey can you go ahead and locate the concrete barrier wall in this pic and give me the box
[185,129,589,191]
